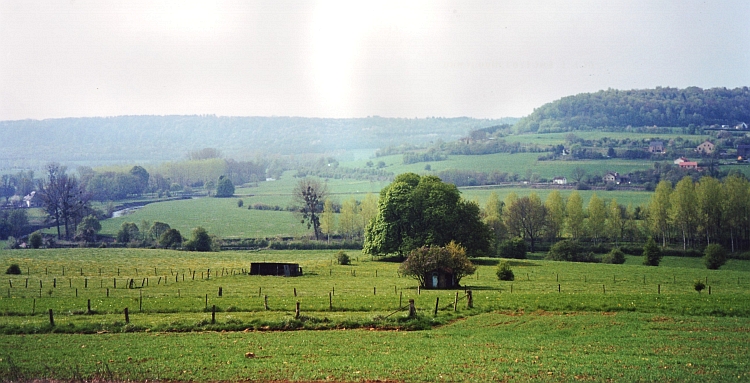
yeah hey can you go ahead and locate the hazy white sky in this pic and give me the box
[1,0,748,121]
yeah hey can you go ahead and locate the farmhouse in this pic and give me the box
[603,171,629,184]
[696,140,715,154]
[648,140,665,153]
[552,176,567,185]
[673,157,689,165]
[423,268,458,289]
[678,161,699,170]
[250,262,302,277]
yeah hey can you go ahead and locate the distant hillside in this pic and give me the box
[514,87,750,133]
[0,115,516,169]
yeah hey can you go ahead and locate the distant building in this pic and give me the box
[737,145,750,159]
[250,263,302,277]
[552,177,567,185]
[603,172,629,184]
[673,157,689,165]
[648,140,665,153]
[696,140,715,155]
[735,122,748,130]
[679,161,699,170]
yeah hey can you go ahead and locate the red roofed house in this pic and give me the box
[679,161,699,170]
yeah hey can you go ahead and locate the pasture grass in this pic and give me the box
[1,311,748,382]
[1,248,750,381]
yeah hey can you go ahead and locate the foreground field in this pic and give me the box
[2,311,748,382]
[1,248,749,382]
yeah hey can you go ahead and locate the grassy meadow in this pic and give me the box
[1,248,749,381]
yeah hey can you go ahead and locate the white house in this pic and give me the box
[552,177,567,185]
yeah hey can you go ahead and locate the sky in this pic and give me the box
[1,0,749,121]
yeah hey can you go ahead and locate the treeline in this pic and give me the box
[515,87,750,133]
[486,174,750,258]
[646,175,750,252]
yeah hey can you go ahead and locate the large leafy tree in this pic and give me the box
[670,176,698,249]
[648,180,672,247]
[363,173,491,258]
[293,178,328,240]
[587,193,606,244]
[504,193,547,252]
[565,191,585,239]
[38,163,90,240]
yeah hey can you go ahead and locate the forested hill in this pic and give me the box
[514,87,750,133]
[0,115,515,168]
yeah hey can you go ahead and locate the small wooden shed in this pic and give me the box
[250,262,302,277]
[423,268,457,289]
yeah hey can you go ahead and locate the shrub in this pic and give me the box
[546,240,598,263]
[497,237,526,259]
[336,251,351,265]
[642,237,662,266]
[237,199,244,208]
[694,280,706,293]
[602,248,626,264]
[496,261,514,281]
[4,237,18,249]
[5,264,21,275]
[704,244,727,270]
[28,232,43,249]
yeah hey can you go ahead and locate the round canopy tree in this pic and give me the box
[363,173,491,258]
[215,176,235,198]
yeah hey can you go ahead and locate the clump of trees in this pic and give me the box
[363,173,491,258]
[184,227,216,252]
[214,176,235,198]
[399,242,476,288]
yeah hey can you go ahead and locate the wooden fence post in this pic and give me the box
[408,299,416,318]
[433,297,439,316]
[48,309,54,326]
[454,291,459,312]
[374,287,376,295]
[106,288,109,297]
[218,287,223,297]
[467,290,473,309]
[658,284,661,294]
[211,305,216,324]
[294,288,297,297]
[295,301,300,319]
[87,299,91,314]
[205,294,208,309]
[140,291,143,311]
[32,298,35,314]
[124,307,129,324]
[264,295,269,310]
[329,292,332,310]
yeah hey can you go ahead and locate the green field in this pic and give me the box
[1,248,749,381]
[99,173,654,238]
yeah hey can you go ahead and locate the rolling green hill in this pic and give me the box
[515,87,750,133]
